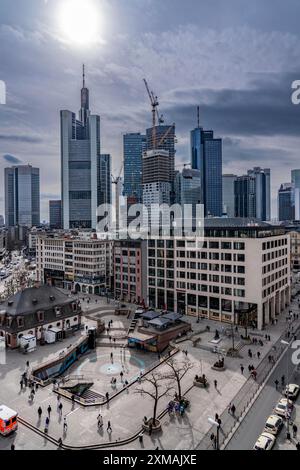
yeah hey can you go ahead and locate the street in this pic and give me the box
[226,337,300,450]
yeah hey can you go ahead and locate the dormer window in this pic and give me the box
[32,299,38,305]
[37,311,44,322]
[17,317,24,328]
[55,307,62,317]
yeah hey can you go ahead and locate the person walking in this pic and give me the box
[107,420,112,433]
[38,407,42,419]
[257,351,261,360]
[63,417,68,432]
[240,365,244,375]
[47,405,52,418]
[97,414,103,428]
[58,402,63,417]
[293,424,298,438]
[231,404,236,416]
[214,379,218,389]
[275,379,279,390]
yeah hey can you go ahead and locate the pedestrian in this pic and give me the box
[293,424,298,438]
[240,365,244,375]
[58,402,63,416]
[231,404,236,415]
[20,379,23,391]
[47,405,52,418]
[107,420,112,432]
[97,414,103,428]
[63,417,68,432]
[214,379,218,389]
[110,352,113,361]
[257,352,261,360]
[38,407,42,418]
[71,394,75,406]
[281,375,285,386]
[275,379,279,390]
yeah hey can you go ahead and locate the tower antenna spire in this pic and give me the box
[83,64,86,88]
[197,105,200,128]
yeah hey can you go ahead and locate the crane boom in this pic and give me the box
[143,78,159,148]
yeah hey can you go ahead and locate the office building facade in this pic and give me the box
[278,183,295,222]
[222,174,237,217]
[5,165,40,228]
[147,219,290,330]
[49,200,62,229]
[61,69,102,230]
[191,126,222,217]
[123,133,146,203]
[235,168,271,221]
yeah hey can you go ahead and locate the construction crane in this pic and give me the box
[157,123,175,148]
[143,78,159,148]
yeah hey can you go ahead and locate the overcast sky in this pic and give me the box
[0,0,300,221]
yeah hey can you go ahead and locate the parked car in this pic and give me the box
[264,415,283,435]
[253,432,276,450]
[285,384,300,400]
[274,398,293,418]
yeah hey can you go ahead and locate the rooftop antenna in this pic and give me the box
[197,106,200,128]
[82,64,86,88]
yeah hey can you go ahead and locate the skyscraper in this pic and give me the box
[278,183,295,222]
[222,174,237,217]
[247,167,271,221]
[61,66,101,229]
[123,133,146,202]
[190,115,223,217]
[235,168,271,221]
[49,200,62,229]
[146,124,176,180]
[5,165,40,228]
[98,154,112,207]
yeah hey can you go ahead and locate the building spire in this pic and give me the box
[82,64,86,88]
[197,105,200,128]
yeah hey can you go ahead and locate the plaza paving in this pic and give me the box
[0,293,300,450]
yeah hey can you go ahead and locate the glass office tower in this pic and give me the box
[123,133,146,203]
[5,165,40,228]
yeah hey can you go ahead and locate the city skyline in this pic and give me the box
[1,0,300,220]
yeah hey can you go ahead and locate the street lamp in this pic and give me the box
[280,339,291,440]
[208,417,220,450]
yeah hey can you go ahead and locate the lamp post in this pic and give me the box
[281,339,291,440]
[208,417,220,450]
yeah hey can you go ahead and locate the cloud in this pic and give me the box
[0,134,43,143]
[2,154,23,164]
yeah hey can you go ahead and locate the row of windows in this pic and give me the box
[262,239,288,250]
[262,258,288,274]
[263,278,288,297]
[263,268,288,286]
[262,249,288,262]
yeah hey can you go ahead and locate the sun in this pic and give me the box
[58,0,101,46]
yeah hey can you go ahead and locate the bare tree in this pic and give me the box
[165,358,194,401]
[135,372,173,426]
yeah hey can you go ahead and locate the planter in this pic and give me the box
[211,365,226,372]
[193,380,209,388]
[142,419,161,433]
